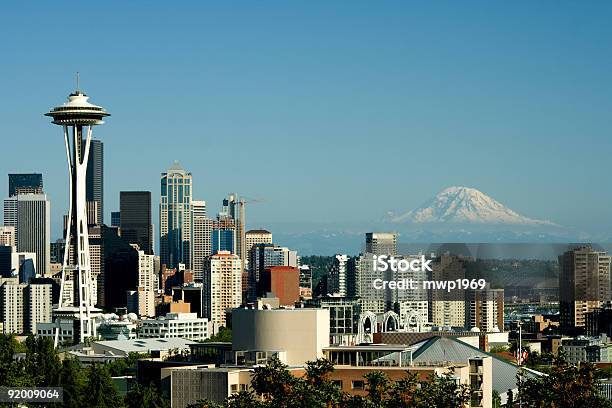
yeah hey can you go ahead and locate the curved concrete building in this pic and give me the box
[232,308,329,366]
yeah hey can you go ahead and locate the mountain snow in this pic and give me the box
[388,186,555,225]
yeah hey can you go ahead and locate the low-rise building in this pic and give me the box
[140,312,211,341]
[232,306,329,366]
[91,337,197,358]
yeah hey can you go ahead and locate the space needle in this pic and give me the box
[45,77,110,346]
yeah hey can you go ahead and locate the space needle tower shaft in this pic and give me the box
[45,80,110,346]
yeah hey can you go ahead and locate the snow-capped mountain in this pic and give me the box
[388,186,556,226]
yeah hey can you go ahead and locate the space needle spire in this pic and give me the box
[45,80,110,346]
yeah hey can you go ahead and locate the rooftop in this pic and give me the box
[93,337,197,353]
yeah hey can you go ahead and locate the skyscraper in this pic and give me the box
[203,251,242,327]
[365,232,397,256]
[559,246,611,329]
[192,200,212,281]
[110,211,120,227]
[86,139,104,225]
[3,194,51,276]
[120,191,153,254]
[248,243,298,301]
[222,194,246,269]
[8,173,43,197]
[160,161,192,269]
[245,230,272,255]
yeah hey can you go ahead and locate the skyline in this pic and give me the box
[2,2,612,240]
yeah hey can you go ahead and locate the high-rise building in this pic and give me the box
[559,246,611,329]
[3,194,51,276]
[0,226,15,247]
[160,161,192,269]
[260,266,300,306]
[212,228,236,254]
[203,251,242,328]
[127,248,156,317]
[45,87,109,345]
[299,265,313,299]
[244,230,272,301]
[8,173,43,197]
[430,254,469,328]
[191,200,212,281]
[221,194,246,270]
[328,255,348,296]
[365,232,397,256]
[27,283,53,334]
[248,243,297,302]
[86,201,99,226]
[0,248,36,282]
[172,285,204,317]
[0,278,26,334]
[86,139,104,224]
[136,249,156,292]
[120,191,153,254]
[102,227,139,310]
[350,253,428,318]
[127,287,155,318]
[245,230,273,261]
[111,211,121,227]
[466,286,504,332]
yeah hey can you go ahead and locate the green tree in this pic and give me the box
[363,371,391,407]
[416,373,470,408]
[249,357,298,406]
[0,334,31,387]
[82,363,124,408]
[24,335,61,386]
[125,383,169,408]
[205,327,232,343]
[58,357,85,408]
[518,359,612,408]
[492,389,502,408]
[303,358,342,407]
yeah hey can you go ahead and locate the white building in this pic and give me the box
[127,287,155,318]
[0,226,15,247]
[192,201,212,281]
[27,283,52,333]
[232,307,330,366]
[0,278,26,334]
[244,230,273,270]
[1,279,52,335]
[203,251,242,328]
[126,249,156,317]
[37,320,74,344]
[91,337,197,358]
[3,194,51,276]
[140,312,211,341]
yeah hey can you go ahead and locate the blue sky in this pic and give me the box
[1,2,612,240]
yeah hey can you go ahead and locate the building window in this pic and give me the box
[351,380,364,390]
[332,380,343,389]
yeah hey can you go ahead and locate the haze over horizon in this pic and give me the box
[2,2,612,241]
